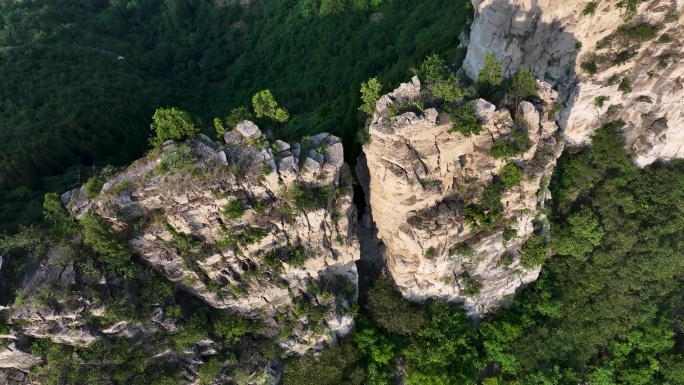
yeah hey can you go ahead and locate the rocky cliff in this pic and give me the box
[61,123,360,354]
[358,77,562,314]
[464,0,684,165]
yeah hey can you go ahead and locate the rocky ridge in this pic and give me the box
[60,123,360,354]
[358,77,563,314]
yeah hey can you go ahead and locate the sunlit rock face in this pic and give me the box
[359,77,562,315]
[464,0,684,166]
[63,124,360,354]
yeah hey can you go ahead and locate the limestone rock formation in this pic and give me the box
[62,124,360,354]
[464,0,684,165]
[359,77,562,314]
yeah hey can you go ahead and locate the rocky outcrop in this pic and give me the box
[63,124,360,354]
[464,0,684,166]
[359,77,562,315]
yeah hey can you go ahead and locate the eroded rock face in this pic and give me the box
[359,78,562,315]
[464,0,684,166]
[63,124,360,354]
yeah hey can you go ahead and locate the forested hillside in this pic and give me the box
[0,0,469,232]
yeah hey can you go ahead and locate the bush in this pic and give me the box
[222,200,245,220]
[580,60,598,75]
[520,235,547,268]
[425,246,437,259]
[149,107,199,147]
[449,242,474,258]
[658,34,673,43]
[582,2,597,15]
[619,23,658,41]
[359,77,382,115]
[156,145,194,174]
[211,313,254,345]
[464,181,504,231]
[81,213,132,270]
[489,114,531,159]
[367,277,427,335]
[252,90,289,122]
[283,343,366,385]
[618,77,632,93]
[445,102,483,137]
[594,95,609,108]
[282,181,331,212]
[241,227,268,245]
[198,358,223,385]
[460,273,483,297]
[606,104,623,116]
[499,163,523,190]
[85,176,105,199]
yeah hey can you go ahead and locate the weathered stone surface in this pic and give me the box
[360,79,562,315]
[464,0,684,166]
[63,122,360,354]
[0,345,41,371]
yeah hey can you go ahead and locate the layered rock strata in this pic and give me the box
[359,77,562,314]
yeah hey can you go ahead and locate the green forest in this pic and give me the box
[2,0,684,384]
[0,0,468,232]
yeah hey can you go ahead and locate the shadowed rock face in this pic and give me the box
[464,0,684,165]
[62,125,360,355]
[358,77,563,315]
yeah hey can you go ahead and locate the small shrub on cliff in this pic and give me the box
[464,181,504,231]
[582,2,597,15]
[658,34,673,43]
[282,181,331,212]
[85,176,105,199]
[581,60,598,75]
[508,67,538,113]
[198,358,223,385]
[449,242,474,258]
[252,90,289,122]
[618,77,633,93]
[477,52,504,101]
[82,213,132,270]
[149,107,199,147]
[367,277,427,335]
[460,272,483,297]
[222,199,245,220]
[619,23,658,42]
[499,163,523,190]
[211,312,255,345]
[490,114,531,159]
[425,246,437,259]
[445,102,483,137]
[520,235,547,269]
[359,77,382,116]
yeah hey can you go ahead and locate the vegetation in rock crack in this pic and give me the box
[445,102,483,137]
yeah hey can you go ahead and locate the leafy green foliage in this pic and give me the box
[619,23,658,42]
[252,90,290,122]
[519,235,547,269]
[81,213,132,270]
[367,277,427,335]
[84,176,105,199]
[222,200,245,220]
[211,313,256,345]
[359,77,383,116]
[283,343,366,385]
[594,95,609,108]
[413,55,465,102]
[619,77,633,93]
[582,2,597,15]
[553,207,604,260]
[508,68,538,112]
[477,52,503,101]
[425,246,437,259]
[149,107,199,147]
[282,181,332,212]
[464,181,504,231]
[489,114,531,159]
[616,0,649,19]
[445,102,483,136]
[498,163,523,190]
[581,60,598,75]
[198,358,223,385]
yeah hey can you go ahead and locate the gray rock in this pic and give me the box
[235,120,262,140]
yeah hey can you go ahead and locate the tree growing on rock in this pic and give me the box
[252,90,289,122]
[412,54,465,102]
[508,68,538,114]
[359,77,382,116]
[149,107,199,147]
[477,52,503,102]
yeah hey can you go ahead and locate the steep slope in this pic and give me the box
[464,0,684,165]
[358,77,562,314]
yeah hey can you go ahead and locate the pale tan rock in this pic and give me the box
[64,125,360,353]
[360,79,562,315]
[464,0,684,165]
